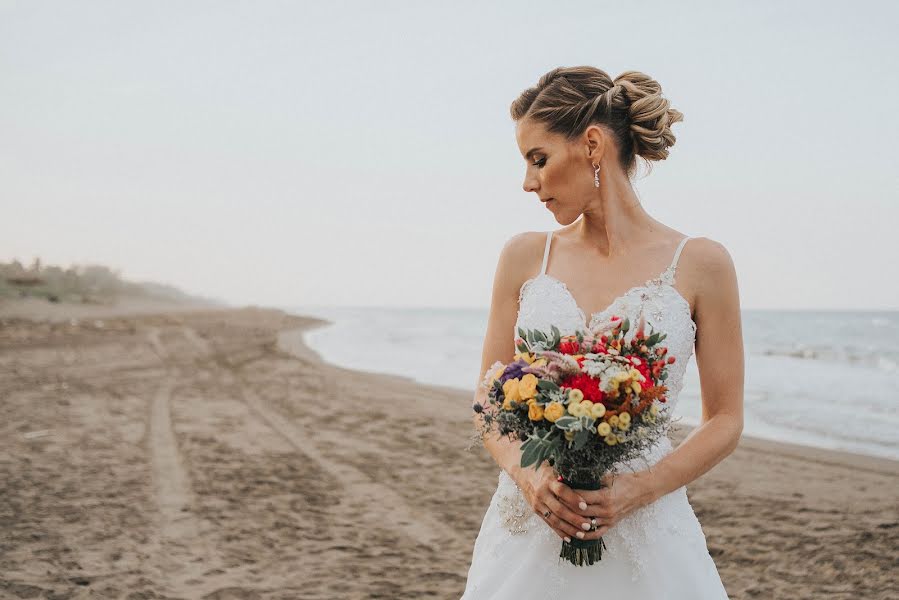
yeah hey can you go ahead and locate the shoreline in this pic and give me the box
[1,297,895,598]
[285,309,899,470]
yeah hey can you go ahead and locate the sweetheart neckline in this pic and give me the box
[518,272,697,332]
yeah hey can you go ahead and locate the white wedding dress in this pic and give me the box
[461,231,729,599]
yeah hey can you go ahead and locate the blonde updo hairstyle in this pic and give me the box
[510,66,683,178]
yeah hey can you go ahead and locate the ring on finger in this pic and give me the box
[590,517,598,530]
[543,509,551,519]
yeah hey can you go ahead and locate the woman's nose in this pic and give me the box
[522,175,539,193]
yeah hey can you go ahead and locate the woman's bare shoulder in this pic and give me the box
[681,236,739,306]
[683,236,737,276]
[494,231,552,291]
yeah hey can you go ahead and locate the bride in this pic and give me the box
[461,66,744,598]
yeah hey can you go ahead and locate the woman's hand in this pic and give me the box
[569,471,658,539]
[517,464,595,543]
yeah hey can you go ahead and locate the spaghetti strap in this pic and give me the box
[667,236,691,277]
[540,231,553,275]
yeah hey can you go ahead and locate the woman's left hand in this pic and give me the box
[564,471,657,541]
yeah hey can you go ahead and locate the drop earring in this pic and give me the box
[593,162,601,188]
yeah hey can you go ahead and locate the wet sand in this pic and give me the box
[1,298,896,599]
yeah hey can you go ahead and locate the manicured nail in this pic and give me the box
[579,501,587,510]
[564,536,571,543]
[576,532,585,539]
[581,522,591,530]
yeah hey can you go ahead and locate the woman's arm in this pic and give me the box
[472,232,594,542]
[644,238,745,502]
[471,232,541,483]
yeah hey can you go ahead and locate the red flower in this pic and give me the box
[623,354,653,385]
[558,340,580,355]
[634,360,652,385]
[560,373,605,403]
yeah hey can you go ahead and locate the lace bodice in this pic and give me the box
[513,232,696,417]
[495,231,701,583]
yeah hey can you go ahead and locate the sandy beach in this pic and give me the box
[1,298,896,599]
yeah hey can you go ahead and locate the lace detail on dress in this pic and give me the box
[515,274,695,417]
[495,235,703,582]
[603,435,705,582]
[494,436,693,582]
[490,470,570,598]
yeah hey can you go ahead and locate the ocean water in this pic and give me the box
[285,305,899,462]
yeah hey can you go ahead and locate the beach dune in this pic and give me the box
[0,299,896,599]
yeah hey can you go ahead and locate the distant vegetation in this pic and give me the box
[0,257,224,306]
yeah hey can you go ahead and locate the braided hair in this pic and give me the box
[510,66,684,177]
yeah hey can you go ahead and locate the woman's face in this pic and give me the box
[515,118,595,224]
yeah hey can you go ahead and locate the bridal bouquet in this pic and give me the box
[473,312,675,566]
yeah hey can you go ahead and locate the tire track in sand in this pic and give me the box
[180,323,455,548]
[233,369,455,550]
[145,327,224,584]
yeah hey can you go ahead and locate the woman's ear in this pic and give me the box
[584,125,605,161]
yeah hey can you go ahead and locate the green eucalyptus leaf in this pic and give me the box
[520,439,538,468]
[554,416,577,430]
[551,324,560,340]
[536,380,560,392]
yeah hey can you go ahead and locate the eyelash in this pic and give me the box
[532,158,546,168]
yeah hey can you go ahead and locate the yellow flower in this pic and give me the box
[532,358,548,368]
[580,399,594,411]
[608,415,620,429]
[568,400,583,418]
[568,388,584,403]
[503,378,521,403]
[597,422,612,436]
[650,403,660,416]
[515,351,536,365]
[502,395,517,411]
[616,433,626,443]
[487,364,505,386]
[528,402,545,421]
[618,420,630,431]
[590,403,606,419]
[526,397,537,406]
[630,381,642,395]
[518,373,538,399]
[618,412,631,426]
[604,434,618,446]
[544,402,565,422]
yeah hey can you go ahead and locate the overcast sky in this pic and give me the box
[2,1,897,311]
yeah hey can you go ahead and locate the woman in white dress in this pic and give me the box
[462,66,744,598]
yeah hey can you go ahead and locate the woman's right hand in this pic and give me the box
[516,463,593,542]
